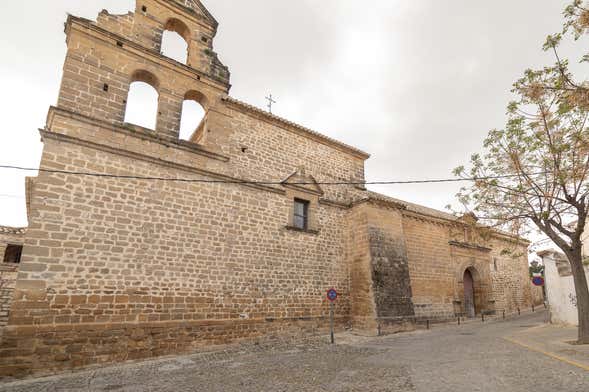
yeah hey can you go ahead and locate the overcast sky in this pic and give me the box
[0,0,584,228]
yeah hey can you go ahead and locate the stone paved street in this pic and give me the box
[1,311,588,392]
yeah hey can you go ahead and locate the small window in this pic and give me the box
[293,199,309,230]
[3,245,23,264]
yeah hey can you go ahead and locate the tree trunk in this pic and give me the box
[568,249,589,344]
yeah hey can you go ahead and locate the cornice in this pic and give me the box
[318,199,350,209]
[362,192,531,245]
[448,240,492,253]
[402,210,456,227]
[39,130,286,197]
[351,197,407,211]
[44,109,356,210]
[46,107,229,163]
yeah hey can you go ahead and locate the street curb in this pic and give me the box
[504,336,589,372]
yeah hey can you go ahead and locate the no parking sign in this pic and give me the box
[327,288,338,344]
[327,288,338,302]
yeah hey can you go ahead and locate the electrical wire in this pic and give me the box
[0,164,538,186]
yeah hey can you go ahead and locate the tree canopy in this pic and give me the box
[454,0,589,343]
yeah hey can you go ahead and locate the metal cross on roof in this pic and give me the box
[265,93,277,114]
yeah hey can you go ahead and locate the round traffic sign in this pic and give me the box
[532,276,545,287]
[327,288,338,302]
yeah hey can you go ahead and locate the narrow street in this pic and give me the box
[1,311,588,391]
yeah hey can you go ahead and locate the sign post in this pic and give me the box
[327,288,338,344]
[532,273,550,323]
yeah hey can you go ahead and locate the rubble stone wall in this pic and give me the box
[0,228,25,328]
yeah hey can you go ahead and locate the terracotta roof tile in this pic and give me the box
[0,226,27,235]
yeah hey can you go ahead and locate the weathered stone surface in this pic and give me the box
[0,0,535,378]
[0,227,25,328]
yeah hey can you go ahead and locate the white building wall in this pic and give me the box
[542,251,589,326]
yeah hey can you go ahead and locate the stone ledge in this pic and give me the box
[448,240,492,252]
[285,226,320,235]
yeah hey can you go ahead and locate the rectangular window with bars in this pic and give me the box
[293,199,309,230]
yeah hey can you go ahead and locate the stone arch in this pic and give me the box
[130,69,160,91]
[184,90,208,108]
[463,268,477,318]
[455,262,486,318]
[179,90,209,141]
[164,18,192,42]
[124,70,160,130]
[456,263,483,283]
[161,18,191,64]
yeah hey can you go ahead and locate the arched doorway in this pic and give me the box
[464,269,476,318]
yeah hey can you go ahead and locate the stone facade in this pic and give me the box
[0,0,534,378]
[0,227,26,329]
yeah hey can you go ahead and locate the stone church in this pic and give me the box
[0,0,534,377]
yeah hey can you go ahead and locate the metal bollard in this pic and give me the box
[502,310,505,320]
[378,322,381,337]
[458,316,461,326]
[426,320,430,330]
[482,313,485,322]
[532,304,535,312]
[517,307,520,316]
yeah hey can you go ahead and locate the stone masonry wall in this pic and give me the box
[94,0,228,82]
[0,228,25,328]
[364,205,415,327]
[0,139,352,377]
[0,0,533,378]
[402,214,533,320]
[0,1,370,377]
[218,103,367,204]
[0,264,18,330]
[59,16,226,141]
[346,202,415,335]
[403,215,456,320]
[57,11,366,197]
[347,203,376,331]
[489,239,532,313]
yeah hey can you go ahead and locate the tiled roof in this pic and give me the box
[223,97,371,159]
[0,226,27,235]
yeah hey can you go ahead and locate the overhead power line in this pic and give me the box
[0,164,537,186]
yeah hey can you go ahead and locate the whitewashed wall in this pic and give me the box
[541,250,589,326]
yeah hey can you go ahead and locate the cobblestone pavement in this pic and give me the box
[1,312,588,392]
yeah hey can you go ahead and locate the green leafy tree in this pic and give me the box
[455,1,589,343]
[529,260,545,278]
